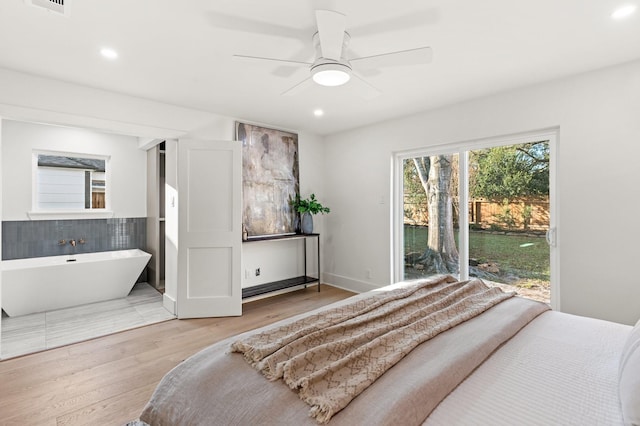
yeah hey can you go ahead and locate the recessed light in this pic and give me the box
[611,4,637,19]
[313,109,324,117]
[100,48,118,60]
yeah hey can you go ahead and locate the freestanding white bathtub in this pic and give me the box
[1,249,152,317]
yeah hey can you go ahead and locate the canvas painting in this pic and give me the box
[236,122,299,238]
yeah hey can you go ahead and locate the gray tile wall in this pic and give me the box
[1,218,147,260]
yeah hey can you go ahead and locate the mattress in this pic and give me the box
[424,311,631,425]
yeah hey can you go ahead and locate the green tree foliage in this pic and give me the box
[469,141,549,200]
[403,159,428,224]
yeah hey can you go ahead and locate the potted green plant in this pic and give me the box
[291,193,330,234]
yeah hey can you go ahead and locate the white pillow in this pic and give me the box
[620,318,640,426]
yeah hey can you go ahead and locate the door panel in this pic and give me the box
[403,155,460,280]
[468,141,550,304]
[187,149,234,232]
[187,247,232,298]
[177,139,241,318]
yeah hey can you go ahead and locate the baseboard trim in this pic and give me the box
[162,293,176,315]
[321,272,380,294]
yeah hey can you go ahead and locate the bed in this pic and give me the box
[137,276,640,426]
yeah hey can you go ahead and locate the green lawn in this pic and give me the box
[404,225,550,285]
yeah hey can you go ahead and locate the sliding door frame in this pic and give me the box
[392,128,559,310]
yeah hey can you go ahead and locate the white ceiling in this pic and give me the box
[0,0,639,136]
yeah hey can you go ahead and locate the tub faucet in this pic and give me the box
[69,239,76,247]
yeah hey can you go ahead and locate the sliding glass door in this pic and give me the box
[395,132,556,306]
[403,154,460,279]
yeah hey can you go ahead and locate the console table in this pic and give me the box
[241,233,320,299]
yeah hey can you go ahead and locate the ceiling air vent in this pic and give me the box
[25,0,71,17]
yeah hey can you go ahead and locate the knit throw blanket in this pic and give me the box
[231,275,514,423]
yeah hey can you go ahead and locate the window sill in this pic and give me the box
[27,210,115,220]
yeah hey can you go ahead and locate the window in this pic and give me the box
[394,131,557,308]
[33,152,110,211]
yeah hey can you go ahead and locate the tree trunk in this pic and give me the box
[413,155,459,274]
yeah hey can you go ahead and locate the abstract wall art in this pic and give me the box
[236,122,299,238]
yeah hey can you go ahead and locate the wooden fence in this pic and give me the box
[404,197,549,231]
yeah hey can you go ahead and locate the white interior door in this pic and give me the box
[176,139,241,318]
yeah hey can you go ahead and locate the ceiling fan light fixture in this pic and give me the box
[311,62,351,86]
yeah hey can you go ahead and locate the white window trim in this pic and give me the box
[392,128,559,310]
[30,149,113,219]
[27,210,115,220]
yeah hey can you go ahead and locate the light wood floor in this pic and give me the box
[0,284,354,425]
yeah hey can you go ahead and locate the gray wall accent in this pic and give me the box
[2,218,147,260]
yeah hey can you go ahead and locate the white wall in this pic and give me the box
[187,122,326,288]
[242,129,324,287]
[0,68,215,139]
[0,69,326,298]
[1,62,637,324]
[323,59,640,326]
[0,68,217,319]
[1,120,146,220]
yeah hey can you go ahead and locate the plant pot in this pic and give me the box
[301,212,313,234]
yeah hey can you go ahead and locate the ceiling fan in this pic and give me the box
[233,9,433,100]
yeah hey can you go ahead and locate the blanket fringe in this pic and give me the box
[230,342,262,366]
[309,403,333,424]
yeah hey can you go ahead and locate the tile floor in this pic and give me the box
[1,282,175,359]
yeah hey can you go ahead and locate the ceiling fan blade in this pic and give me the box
[208,12,308,40]
[350,74,381,101]
[315,9,346,60]
[351,47,433,70]
[233,54,312,67]
[350,10,438,38]
[281,77,314,96]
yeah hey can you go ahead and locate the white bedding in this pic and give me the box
[424,311,632,425]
